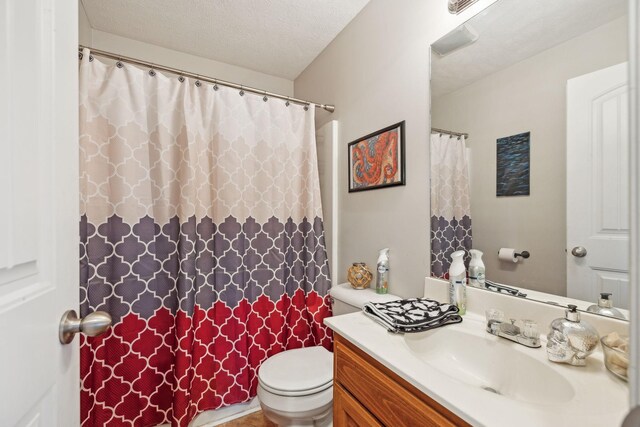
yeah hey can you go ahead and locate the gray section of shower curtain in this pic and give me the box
[80,214,330,323]
[430,215,472,278]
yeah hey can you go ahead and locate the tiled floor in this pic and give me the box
[217,410,274,427]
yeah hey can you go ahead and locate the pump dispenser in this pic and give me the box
[448,250,466,315]
[586,293,625,320]
[375,248,390,294]
[546,305,599,366]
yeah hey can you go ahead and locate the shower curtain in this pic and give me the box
[79,50,332,427]
[430,133,472,278]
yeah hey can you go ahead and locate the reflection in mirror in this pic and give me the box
[429,0,629,319]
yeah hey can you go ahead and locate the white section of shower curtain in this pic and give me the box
[430,133,471,220]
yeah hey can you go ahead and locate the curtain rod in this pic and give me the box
[431,127,469,138]
[79,45,335,113]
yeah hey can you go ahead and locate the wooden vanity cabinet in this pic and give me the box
[334,383,383,427]
[333,333,469,427]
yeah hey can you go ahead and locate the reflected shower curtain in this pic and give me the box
[79,50,332,427]
[430,133,472,278]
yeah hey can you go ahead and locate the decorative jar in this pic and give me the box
[347,262,373,289]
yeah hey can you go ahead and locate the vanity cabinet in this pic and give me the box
[333,333,469,427]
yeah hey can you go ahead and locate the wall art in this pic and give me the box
[348,121,406,192]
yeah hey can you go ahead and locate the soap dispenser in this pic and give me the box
[448,250,466,315]
[375,248,390,294]
[546,305,599,366]
[468,249,485,288]
[586,293,626,320]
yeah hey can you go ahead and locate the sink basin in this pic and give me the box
[404,327,575,405]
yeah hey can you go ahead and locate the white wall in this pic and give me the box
[79,1,92,45]
[90,31,294,96]
[431,17,628,295]
[78,0,293,96]
[316,121,339,280]
[294,0,498,298]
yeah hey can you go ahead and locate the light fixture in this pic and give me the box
[448,0,481,14]
[431,24,479,56]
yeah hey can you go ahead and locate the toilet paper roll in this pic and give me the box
[498,248,518,263]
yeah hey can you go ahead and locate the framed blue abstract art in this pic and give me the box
[496,131,530,197]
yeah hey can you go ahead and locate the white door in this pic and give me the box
[0,1,79,425]
[566,62,629,308]
[316,120,339,280]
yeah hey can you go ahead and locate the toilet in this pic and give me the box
[257,283,400,426]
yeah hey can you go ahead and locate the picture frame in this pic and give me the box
[348,121,406,192]
[496,131,530,197]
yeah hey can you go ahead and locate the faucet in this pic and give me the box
[486,311,541,348]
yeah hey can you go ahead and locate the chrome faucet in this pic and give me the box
[486,310,541,348]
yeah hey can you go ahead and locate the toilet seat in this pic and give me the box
[259,378,332,397]
[258,346,333,397]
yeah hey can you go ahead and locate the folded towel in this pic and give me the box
[363,298,462,334]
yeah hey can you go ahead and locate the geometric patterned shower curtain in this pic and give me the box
[79,49,332,427]
[430,133,472,278]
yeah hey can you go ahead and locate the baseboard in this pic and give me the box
[189,397,261,427]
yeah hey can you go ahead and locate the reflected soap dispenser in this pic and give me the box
[586,293,626,320]
[546,305,599,366]
[468,249,485,288]
[449,250,466,315]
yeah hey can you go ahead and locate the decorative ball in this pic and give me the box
[347,262,373,290]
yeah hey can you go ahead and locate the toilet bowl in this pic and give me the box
[257,283,400,426]
[257,346,333,427]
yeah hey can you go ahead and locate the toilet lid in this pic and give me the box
[258,346,333,396]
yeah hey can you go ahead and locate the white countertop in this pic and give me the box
[325,311,629,427]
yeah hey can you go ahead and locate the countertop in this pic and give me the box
[325,311,629,427]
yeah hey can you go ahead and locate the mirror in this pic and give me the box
[430,0,630,319]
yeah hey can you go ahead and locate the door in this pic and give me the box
[566,62,629,308]
[0,1,79,425]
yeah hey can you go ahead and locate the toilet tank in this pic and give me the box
[329,283,401,316]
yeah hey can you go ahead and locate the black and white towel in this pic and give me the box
[363,298,462,334]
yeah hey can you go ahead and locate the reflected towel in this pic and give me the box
[485,280,527,298]
[363,297,462,333]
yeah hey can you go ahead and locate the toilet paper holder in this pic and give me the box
[498,248,531,262]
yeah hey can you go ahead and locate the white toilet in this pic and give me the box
[257,283,400,426]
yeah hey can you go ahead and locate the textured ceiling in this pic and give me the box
[431,0,628,98]
[81,0,370,80]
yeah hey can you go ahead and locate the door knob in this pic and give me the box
[571,246,587,258]
[59,310,112,344]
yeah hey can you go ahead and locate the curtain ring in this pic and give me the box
[116,58,124,68]
[285,97,290,107]
[78,51,83,60]
[195,75,202,87]
[304,104,309,111]
[263,91,268,102]
[239,85,245,96]
[213,79,219,91]
[178,76,185,83]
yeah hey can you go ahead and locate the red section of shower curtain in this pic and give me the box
[81,291,332,426]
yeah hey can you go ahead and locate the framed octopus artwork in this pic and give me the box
[348,121,406,192]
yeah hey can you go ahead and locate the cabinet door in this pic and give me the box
[334,384,383,427]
